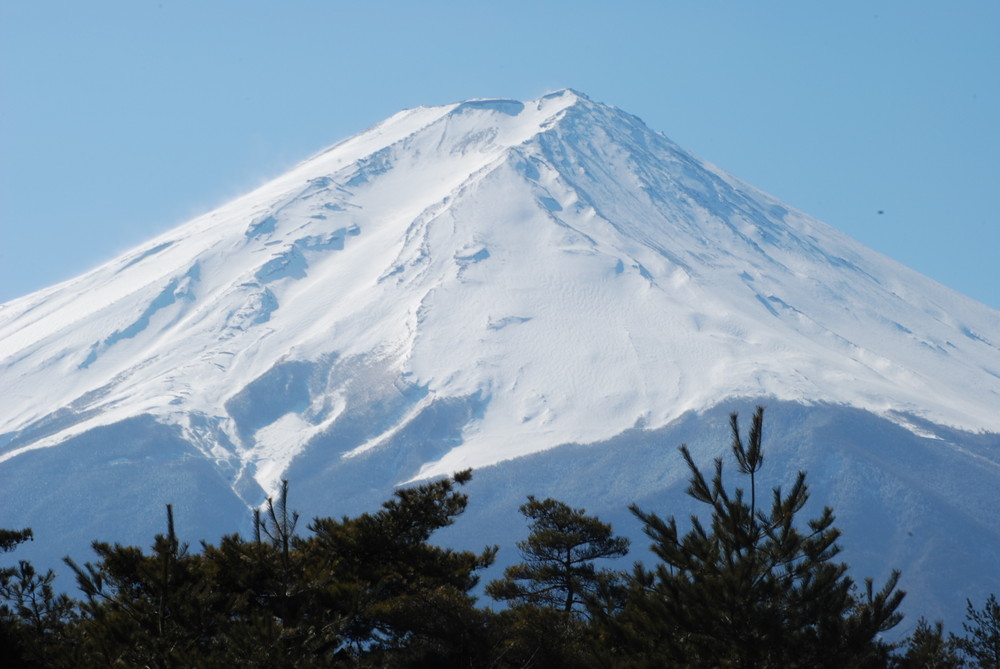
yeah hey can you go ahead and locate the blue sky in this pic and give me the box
[2,0,997,308]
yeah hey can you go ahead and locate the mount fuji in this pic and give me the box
[2,90,999,628]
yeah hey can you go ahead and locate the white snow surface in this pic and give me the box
[2,89,1000,498]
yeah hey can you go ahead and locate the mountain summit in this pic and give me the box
[2,91,999,624]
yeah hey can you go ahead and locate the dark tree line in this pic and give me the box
[2,408,998,667]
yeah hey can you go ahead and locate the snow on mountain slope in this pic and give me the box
[2,89,998,494]
[2,91,1000,626]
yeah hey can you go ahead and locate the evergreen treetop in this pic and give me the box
[602,407,905,668]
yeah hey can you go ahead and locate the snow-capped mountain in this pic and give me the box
[2,90,999,627]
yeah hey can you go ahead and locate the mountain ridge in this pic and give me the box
[2,91,999,626]
[3,89,1000,485]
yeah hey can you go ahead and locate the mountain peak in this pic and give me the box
[2,91,999,486]
[3,93,1000,627]
[546,87,590,99]
[453,88,591,110]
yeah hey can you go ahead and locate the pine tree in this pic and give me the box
[487,496,629,616]
[47,472,500,667]
[302,468,497,666]
[197,480,339,667]
[895,618,964,668]
[484,497,628,668]
[603,407,905,668]
[1,526,76,667]
[64,505,220,667]
[0,528,33,554]
[952,594,1000,668]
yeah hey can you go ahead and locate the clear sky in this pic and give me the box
[2,1,997,308]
